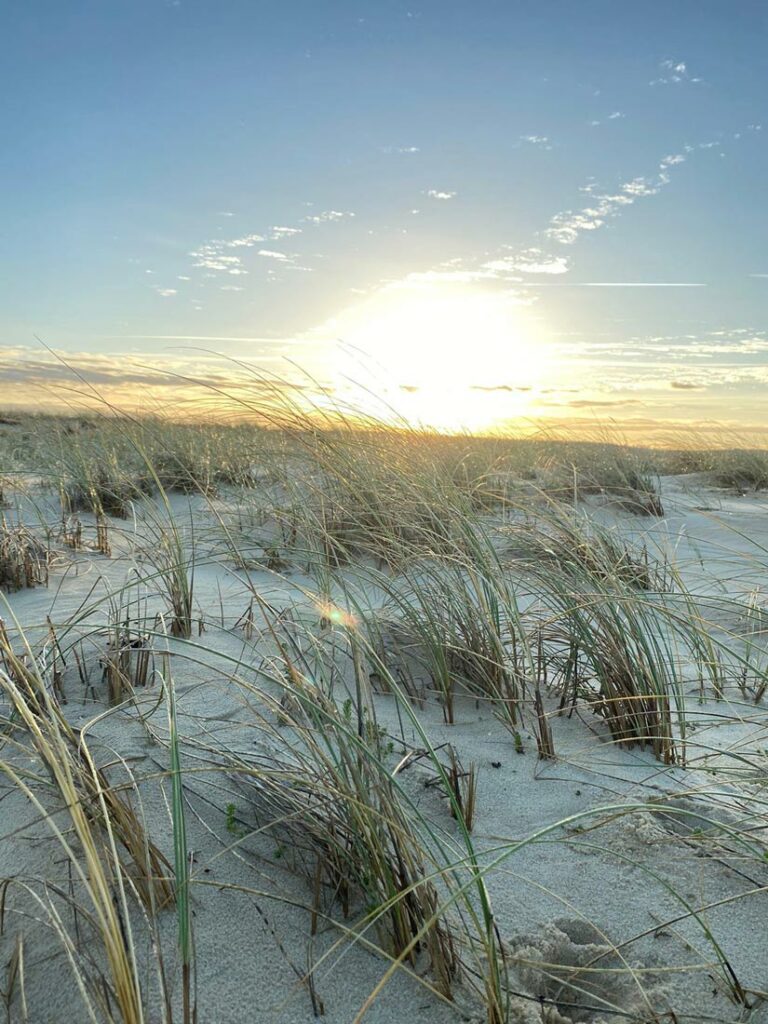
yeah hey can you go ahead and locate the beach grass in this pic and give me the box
[0,402,767,1022]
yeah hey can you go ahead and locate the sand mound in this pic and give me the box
[512,917,662,1023]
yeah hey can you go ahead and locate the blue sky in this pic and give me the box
[2,1,767,434]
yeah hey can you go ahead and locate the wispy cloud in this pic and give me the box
[0,347,326,409]
[562,398,643,408]
[555,327,768,360]
[519,134,552,149]
[185,211,321,281]
[545,150,687,245]
[426,189,457,200]
[368,130,721,306]
[381,145,420,154]
[590,111,625,127]
[189,245,248,272]
[650,59,703,86]
[659,153,686,172]
[269,226,302,239]
[102,334,333,345]
[155,287,177,297]
[482,248,569,276]
[524,281,705,288]
[302,210,355,224]
[225,234,265,248]
[257,249,293,262]
[386,268,499,286]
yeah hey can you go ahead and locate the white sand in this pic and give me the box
[2,476,768,1023]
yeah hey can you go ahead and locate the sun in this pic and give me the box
[322,281,546,432]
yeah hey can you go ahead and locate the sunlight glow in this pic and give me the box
[315,601,358,629]
[323,283,547,432]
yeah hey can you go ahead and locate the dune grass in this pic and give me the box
[0,517,49,592]
[1,399,767,1022]
[0,612,173,1023]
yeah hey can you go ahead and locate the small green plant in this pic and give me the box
[225,802,246,840]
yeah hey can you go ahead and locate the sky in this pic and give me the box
[2,0,767,437]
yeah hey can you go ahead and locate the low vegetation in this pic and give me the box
[0,401,767,1023]
[0,517,49,591]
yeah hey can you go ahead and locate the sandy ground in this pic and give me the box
[2,474,768,1023]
